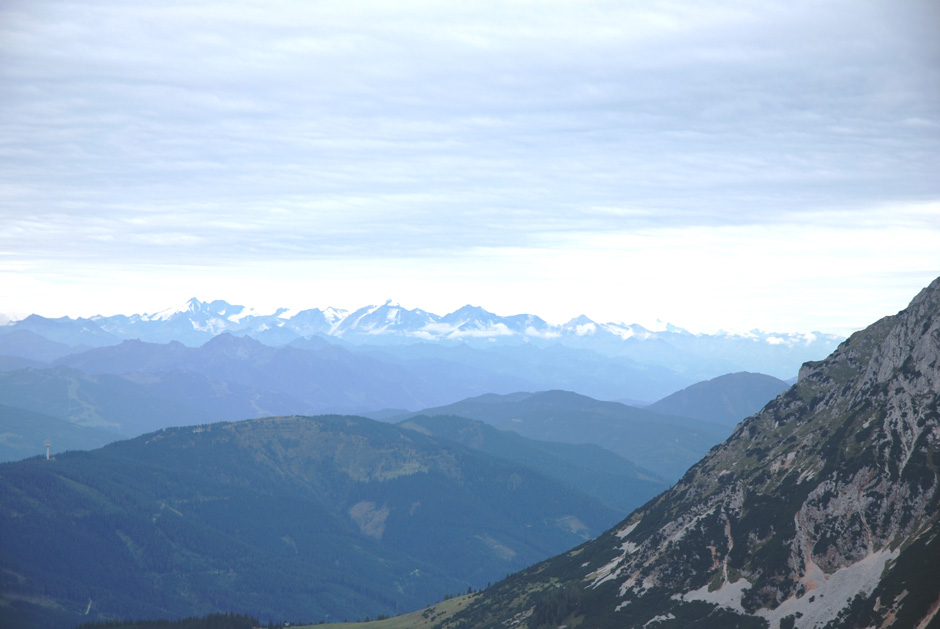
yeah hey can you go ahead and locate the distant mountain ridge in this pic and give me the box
[0,298,842,380]
[401,390,732,481]
[26,334,538,429]
[647,371,790,426]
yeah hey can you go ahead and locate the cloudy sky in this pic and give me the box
[1,0,938,334]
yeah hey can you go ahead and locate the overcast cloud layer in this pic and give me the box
[1,0,938,334]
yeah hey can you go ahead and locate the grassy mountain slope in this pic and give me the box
[405,390,730,480]
[0,414,621,628]
[400,414,667,513]
[439,278,940,629]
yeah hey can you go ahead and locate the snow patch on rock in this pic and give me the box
[757,547,898,629]
[675,575,751,614]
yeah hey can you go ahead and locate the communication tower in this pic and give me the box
[45,438,51,460]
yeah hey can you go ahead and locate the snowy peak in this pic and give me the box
[333,301,440,338]
[144,298,286,328]
[11,299,844,350]
[564,314,595,327]
[440,304,498,324]
[434,305,517,339]
[499,313,554,336]
[146,297,210,321]
[283,308,347,336]
[7,298,846,379]
[562,315,602,337]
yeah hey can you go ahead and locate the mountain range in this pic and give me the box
[0,298,842,383]
[0,356,787,474]
[430,279,940,627]
[0,332,792,459]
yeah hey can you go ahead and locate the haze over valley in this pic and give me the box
[0,297,824,469]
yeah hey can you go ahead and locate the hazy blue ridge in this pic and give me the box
[0,366,211,435]
[0,403,120,462]
[1,298,843,386]
[0,314,119,348]
[0,354,46,372]
[646,371,790,426]
[403,390,732,481]
[0,328,80,362]
[367,342,696,403]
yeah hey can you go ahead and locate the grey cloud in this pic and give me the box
[1,0,938,266]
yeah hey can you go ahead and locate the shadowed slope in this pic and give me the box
[0,414,621,627]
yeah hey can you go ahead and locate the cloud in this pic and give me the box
[0,0,938,331]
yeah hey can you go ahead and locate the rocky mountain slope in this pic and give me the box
[440,277,940,628]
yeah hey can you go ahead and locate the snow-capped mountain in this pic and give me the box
[0,298,844,380]
[331,300,439,339]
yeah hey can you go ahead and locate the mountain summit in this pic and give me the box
[443,277,940,628]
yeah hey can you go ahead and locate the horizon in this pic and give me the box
[0,292,878,338]
[2,0,938,337]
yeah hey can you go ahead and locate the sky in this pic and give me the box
[1,0,938,335]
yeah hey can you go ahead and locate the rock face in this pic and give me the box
[445,278,940,629]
